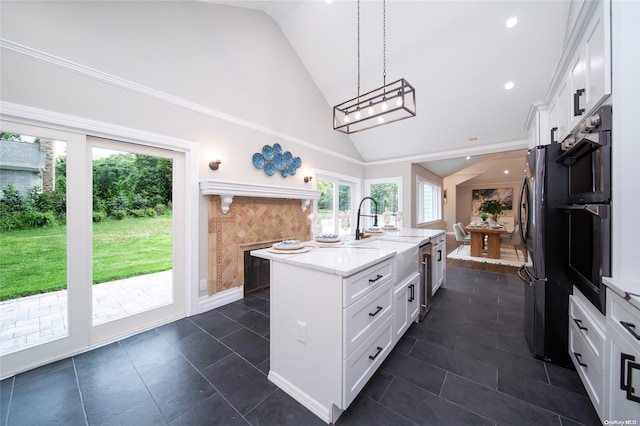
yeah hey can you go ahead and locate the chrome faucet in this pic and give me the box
[355,197,379,240]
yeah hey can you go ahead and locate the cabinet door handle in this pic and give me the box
[573,352,588,368]
[368,274,383,284]
[620,353,640,403]
[369,346,383,360]
[369,306,383,317]
[621,321,640,340]
[437,250,442,262]
[573,88,585,116]
[626,359,640,403]
[550,127,558,144]
[573,318,588,332]
[408,284,414,302]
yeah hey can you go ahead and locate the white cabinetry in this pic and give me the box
[268,258,395,423]
[393,272,420,342]
[432,234,445,295]
[568,287,606,419]
[569,0,611,131]
[530,0,611,145]
[606,290,640,420]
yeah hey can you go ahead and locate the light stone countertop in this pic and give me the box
[603,277,640,313]
[251,228,445,277]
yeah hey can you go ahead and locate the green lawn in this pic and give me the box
[0,216,172,301]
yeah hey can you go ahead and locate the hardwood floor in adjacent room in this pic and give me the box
[446,234,522,275]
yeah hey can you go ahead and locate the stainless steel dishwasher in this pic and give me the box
[419,242,433,321]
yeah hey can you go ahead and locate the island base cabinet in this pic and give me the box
[343,315,394,408]
[268,262,344,424]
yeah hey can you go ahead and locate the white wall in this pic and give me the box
[0,1,365,292]
[456,181,521,226]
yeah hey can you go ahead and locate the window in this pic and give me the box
[316,172,358,236]
[417,177,442,224]
[365,177,402,227]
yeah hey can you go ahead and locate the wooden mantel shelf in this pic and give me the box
[199,179,321,214]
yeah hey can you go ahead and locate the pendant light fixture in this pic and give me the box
[333,0,416,134]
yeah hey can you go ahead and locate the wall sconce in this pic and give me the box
[304,176,313,183]
[209,160,221,171]
[443,189,447,204]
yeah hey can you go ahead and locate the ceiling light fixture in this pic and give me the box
[504,170,509,174]
[466,156,471,160]
[506,16,518,28]
[333,0,416,134]
[504,81,515,90]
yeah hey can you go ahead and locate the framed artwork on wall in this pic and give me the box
[471,188,513,215]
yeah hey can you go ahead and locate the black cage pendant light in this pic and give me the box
[333,0,416,134]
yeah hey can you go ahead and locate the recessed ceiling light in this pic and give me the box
[325,0,334,4]
[468,136,478,141]
[506,16,518,28]
[504,170,509,174]
[504,81,515,90]
[466,156,471,160]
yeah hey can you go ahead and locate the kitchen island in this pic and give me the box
[251,228,445,424]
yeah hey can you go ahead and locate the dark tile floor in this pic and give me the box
[0,266,601,426]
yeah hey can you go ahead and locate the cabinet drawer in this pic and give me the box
[344,282,393,358]
[608,290,640,344]
[569,320,604,414]
[343,259,393,307]
[343,315,394,409]
[569,294,605,362]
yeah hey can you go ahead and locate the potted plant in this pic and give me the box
[480,212,488,221]
[479,199,503,221]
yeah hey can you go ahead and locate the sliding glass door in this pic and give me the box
[0,123,187,379]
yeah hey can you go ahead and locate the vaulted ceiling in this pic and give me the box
[209,1,570,175]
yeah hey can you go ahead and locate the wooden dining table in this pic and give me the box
[464,225,510,259]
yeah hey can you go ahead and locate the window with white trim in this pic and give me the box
[365,177,402,227]
[416,177,442,224]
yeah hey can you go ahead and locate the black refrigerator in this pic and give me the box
[517,143,572,367]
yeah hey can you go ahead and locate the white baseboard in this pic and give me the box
[268,371,336,424]
[196,286,244,315]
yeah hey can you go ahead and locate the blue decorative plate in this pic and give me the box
[293,156,302,168]
[262,145,274,160]
[252,153,264,169]
[283,151,293,165]
[264,163,275,176]
[273,154,285,171]
[288,165,297,176]
[273,143,282,154]
[280,169,289,178]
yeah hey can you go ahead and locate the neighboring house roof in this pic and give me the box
[0,140,47,171]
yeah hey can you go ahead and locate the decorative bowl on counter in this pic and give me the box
[272,239,302,250]
[366,227,384,234]
[315,234,340,243]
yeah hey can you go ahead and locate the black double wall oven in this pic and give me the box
[558,104,612,314]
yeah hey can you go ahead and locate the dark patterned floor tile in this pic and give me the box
[192,310,243,338]
[380,352,446,395]
[156,318,201,343]
[201,353,276,415]
[101,398,167,426]
[380,377,494,426]
[170,393,249,426]
[220,328,270,366]
[497,369,599,425]
[440,373,560,426]
[234,310,270,337]
[172,329,231,370]
[336,394,415,426]
[244,389,326,426]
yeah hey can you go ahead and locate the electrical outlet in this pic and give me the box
[199,279,207,291]
[297,320,307,344]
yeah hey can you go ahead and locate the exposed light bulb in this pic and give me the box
[378,116,385,123]
[344,114,351,123]
[396,96,403,107]
[381,99,388,111]
[355,109,362,119]
[367,103,374,116]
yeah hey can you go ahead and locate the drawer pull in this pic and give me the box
[573,318,588,332]
[620,353,640,403]
[408,284,415,302]
[573,352,588,368]
[368,274,383,284]
[573,88,585,116]
[369,346,383,361]
[369,306,383,317]
[621,321,640,340]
